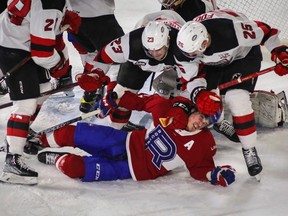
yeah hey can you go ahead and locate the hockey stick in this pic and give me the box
[218,66,275,90]
[0,82,79,109]
[180,66,275,90]
[31,109,101,137]
[0,56,31,84]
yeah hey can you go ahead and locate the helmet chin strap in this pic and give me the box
[159,43,170,61]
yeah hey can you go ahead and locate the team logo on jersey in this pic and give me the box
[145,125,177,170]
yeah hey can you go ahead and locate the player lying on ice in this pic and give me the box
[36,91,236,187]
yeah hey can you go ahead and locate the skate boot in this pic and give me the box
[79,87,104,113]
[0,153,38,185]
[0,80,8,95]
[38,151,69,165]
[213,120,240,142]
[55,66,75,97]
[0,138,8,153]
[24,136,46,155]
[242,147,263,178]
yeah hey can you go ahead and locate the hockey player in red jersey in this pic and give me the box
[0,0,80,185]
[175,10,288,179]
[36,92,236,187]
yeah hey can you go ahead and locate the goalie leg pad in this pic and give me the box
[250,90,285,128]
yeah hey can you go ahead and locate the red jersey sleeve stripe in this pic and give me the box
[95,47,114,64]
[31,34,55,58]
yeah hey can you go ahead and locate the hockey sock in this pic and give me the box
[56,154,85,178]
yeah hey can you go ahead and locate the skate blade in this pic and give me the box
[49,90,75,98]
[0,172,38,185]
[254,174,261,182]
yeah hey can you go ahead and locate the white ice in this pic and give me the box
[1,1,288,215]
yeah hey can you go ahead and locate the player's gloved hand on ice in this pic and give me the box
[271,45,288,76]
[49,52,70,78]
[62,10,81,34]
[191,87,221,115]
[93,91,118,119]
[163,96,193,130]
[75,68,110,92]
[208,165,236,187]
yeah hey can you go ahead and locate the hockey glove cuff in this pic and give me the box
[191,87,221,115]
[50,52,70,79]
[76,68,110,92]
[208,165,236,187]
[93,91,118,119]
[271,45,288,76]
[62,10,81,34]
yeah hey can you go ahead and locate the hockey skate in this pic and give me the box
[79,86,104,113]
[38,151,69,165]
[213,120,240,142]
[121,121,145,132]
[0,138,8,153]
[0,153,38,185]
[242,147,262,180]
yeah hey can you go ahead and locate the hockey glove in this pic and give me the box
[208,165,236,187]
[75,68,110,92]
[271,45,288,76]
[49,52,70,79]
[93,91,118,119]
[191,87,221,115]
[61,10,81,34]
[162,97,193,130]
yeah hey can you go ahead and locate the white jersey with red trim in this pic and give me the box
[67,0,115,18]
[0,0,67,70]
[95,26,179,74]
[175,9,281,84]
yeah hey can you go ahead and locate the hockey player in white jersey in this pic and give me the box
[76,12,187,129]
[175,10,288,179]
[66,0,124,113]
[0,0,79,185]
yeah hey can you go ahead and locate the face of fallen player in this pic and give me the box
[186,111,210,132]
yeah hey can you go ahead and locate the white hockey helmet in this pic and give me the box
[177,21,209,57]
[158,0,184,9]
[142,21,170,51]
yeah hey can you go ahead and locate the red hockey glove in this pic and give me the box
[191,87,221,115]
[62,10,81,34]
[49,52,70,78]
[271,45,288,76]
[163,97,193,130]
[75,68,110,92]
[93,91,118,119]
[209,165,236,187]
